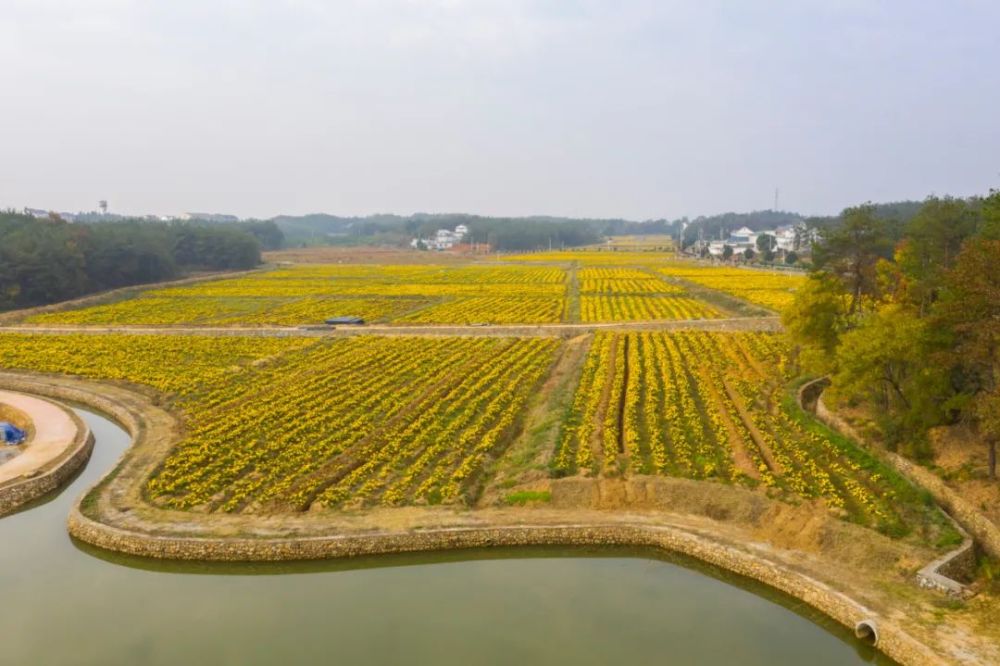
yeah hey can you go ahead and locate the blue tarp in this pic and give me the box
[1,422,26,445]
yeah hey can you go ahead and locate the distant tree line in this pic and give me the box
[0,212,280,311]
[269,205,939,254]
[785,190,1000,475]
[268,212,669,251]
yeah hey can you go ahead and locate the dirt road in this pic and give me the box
[0,316,781,338]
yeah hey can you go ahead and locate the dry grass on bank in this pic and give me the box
[930,426,1000,528]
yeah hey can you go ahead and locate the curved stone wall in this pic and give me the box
[65,514,943,665]
[799,377,1000,561]
[0,401,93,517]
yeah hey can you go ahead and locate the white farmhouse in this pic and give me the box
[727,226,756,248]
[411,225,469,251]
[703,222,813,258]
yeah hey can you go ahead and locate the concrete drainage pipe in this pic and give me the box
[854,619,879,647]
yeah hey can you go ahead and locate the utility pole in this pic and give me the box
[773,188,779,211]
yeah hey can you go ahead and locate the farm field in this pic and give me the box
[0,333,558,510]
[0,333,314,395]
[576,267,721,322]
[657,264,806,312]
[552,330,947,537]
[579,294,719,322]
[0,328,948,541]
[26,264,569,326]
[511,252,804,313]
[510,250,683,266]
[591,234,676,251]
[13,256,796,326]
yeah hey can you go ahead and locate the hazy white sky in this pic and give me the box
[2,1,998,220]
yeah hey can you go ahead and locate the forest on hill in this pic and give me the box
[0,213,281,311]
[785,189,1000,474]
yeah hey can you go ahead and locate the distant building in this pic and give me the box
[411,225,469,250]
[24,207,50,219]
[707,241,727,257]
[180,212,240,223]
[703,223,812,257]
[728,226,756,247]
[779,224,817,252]
[773,225,797,252]
[23,207,75,223]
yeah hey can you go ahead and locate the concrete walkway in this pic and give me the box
[0,390,78,485]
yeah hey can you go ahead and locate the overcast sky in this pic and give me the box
[2,1,998,220]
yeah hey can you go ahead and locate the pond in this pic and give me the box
[0,408,893,665]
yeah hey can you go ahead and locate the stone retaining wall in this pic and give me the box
[0,408,93,517]
[815,388,1000,559]
[798,377,1000,594]
[881,450,1000,560]
[66,513,943,665]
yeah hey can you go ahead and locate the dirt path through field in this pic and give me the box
[0,317,782,339]
[722,380,782,475]
[482,334,592,501]
[697,369,761,479]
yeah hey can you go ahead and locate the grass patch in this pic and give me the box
[935,529,965,549]
[504,490,551,506]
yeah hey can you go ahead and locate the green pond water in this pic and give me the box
[0,408,894,665]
